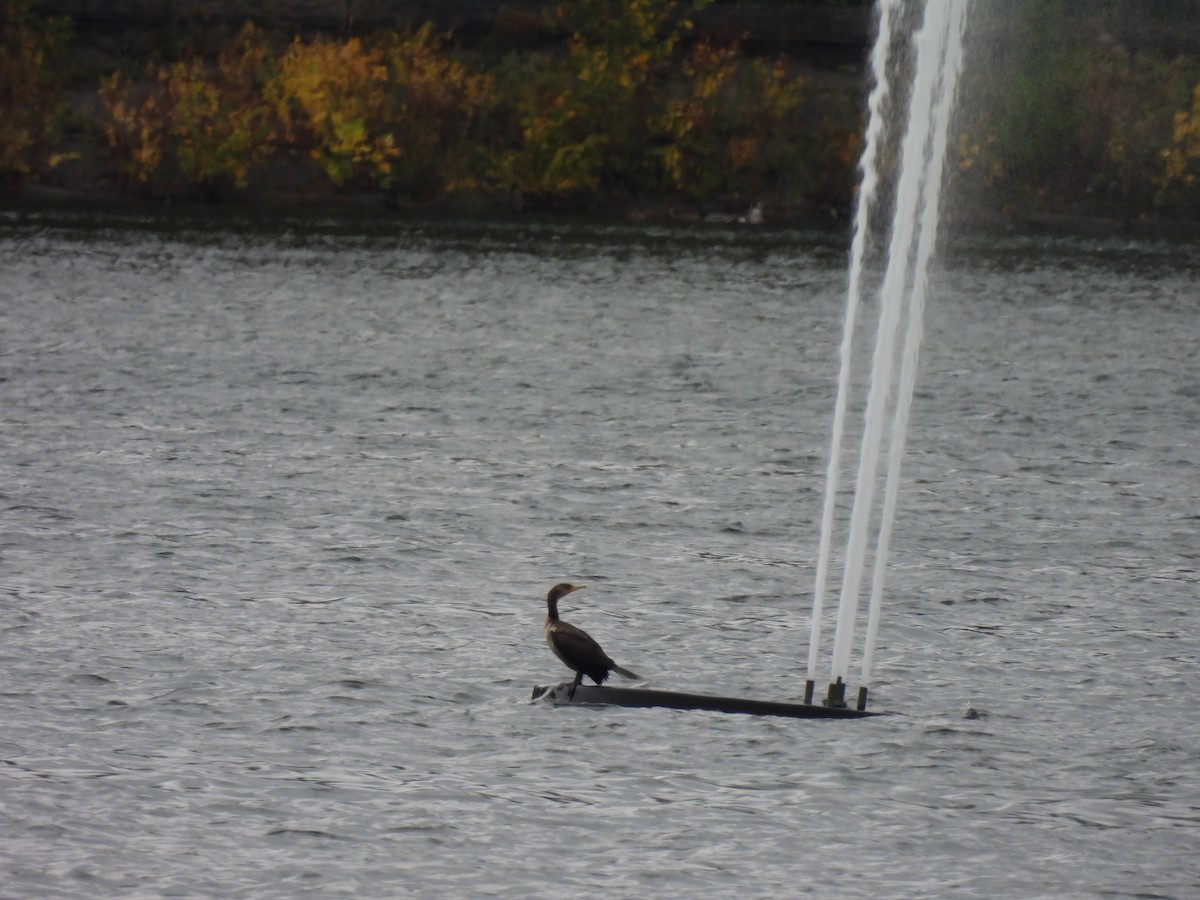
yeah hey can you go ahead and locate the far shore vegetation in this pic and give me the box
[4,0,1200,223]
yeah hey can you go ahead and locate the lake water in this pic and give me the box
[2,211,1197,898]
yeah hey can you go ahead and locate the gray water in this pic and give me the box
[2,212,1197,899]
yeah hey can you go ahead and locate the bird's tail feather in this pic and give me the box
[612,664,641,681]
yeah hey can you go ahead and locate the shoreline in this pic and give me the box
[0,182,846,232]
[5,183,1200,245]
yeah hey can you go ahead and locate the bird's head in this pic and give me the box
[547,583,585,604]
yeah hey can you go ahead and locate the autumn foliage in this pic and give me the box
[100,24,274,193]
[0,0,72,185]
[85,0,836,210]
[7,0,1200,219]
[954,2,1200,219]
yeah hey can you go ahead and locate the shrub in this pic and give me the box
[0,0,73,186]
[379,24,494,199]
[268,35,398,187]
[658,39,820,206]
[490,0,712,202]
[167,23,276,193]
[959,1,1200,217]
[1158,82,1200,210]
[98,70,172,186]
[99,24,275,194]
[659,40,742,198]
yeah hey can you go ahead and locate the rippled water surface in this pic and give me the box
[2,212,1197,898]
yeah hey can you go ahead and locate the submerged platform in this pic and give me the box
[531,683,883,719]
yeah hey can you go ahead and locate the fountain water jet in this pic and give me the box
[807,0,973,711]
[534,0,971,720]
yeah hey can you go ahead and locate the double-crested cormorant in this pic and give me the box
[543,583,639,691]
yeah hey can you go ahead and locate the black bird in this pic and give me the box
[543,583,639,691]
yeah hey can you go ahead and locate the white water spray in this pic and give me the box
[808,0,972,703]
[805,0,903,685]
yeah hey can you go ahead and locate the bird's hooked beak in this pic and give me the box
[567,585,586,594]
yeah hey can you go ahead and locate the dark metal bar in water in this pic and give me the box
[531,683,883,719]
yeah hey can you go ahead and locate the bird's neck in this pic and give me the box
[545,598,560,622]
